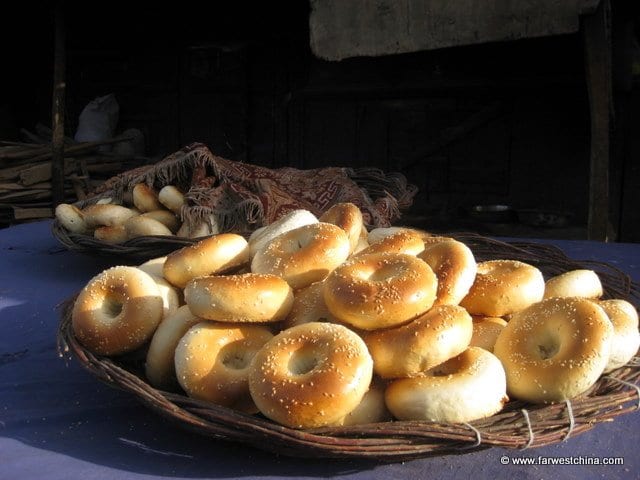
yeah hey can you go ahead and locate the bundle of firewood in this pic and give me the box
[0,126,148,227]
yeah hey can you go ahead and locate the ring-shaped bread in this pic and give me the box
[93,224,128,244]
[184,273,294,323]
[132,183,163,212]
[598,299,640,372]
[543,269,603,300]
[356,229,426,257]
[248,209,318,257]
[139,210,180,233]
[282,280,339,329]
[367,226,435,245]
[251,222,350,290]
[323,252,437,330]
[385,347,508,423]
[145,305,202,389]
[71,266,164,356]
[55,203,88,234]
[318,202,364,254]
[248,322,373,428]
[82,204,138,228]
[418,239,477,306]
[163,233,249,288]
[493,296,614,403]
[124,215,174,239]
[175,322,274,413]
[460,259,545,316]
[364,304,473,378]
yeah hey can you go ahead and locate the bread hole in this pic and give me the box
[288,347,319,375]
[102,298,123,318]
[537,341,560,360]
[220,343,251,370]
[533,329,561,360]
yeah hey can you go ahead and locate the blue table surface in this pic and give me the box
[1,220,638,480]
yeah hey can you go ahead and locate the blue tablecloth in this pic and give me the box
[1,220,638,480]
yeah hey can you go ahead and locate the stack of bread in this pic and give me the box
[70,203,640,429]
[55,183,223,243]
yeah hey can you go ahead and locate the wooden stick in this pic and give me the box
[12,207,54,220]
[51,1,66,207]
[583,0,613,241]
[29,137,135,163]
[0,141,46,148]
[0,145,52,161]
[20,128,49,145]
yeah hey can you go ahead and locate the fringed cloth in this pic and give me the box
[90,143,418,235]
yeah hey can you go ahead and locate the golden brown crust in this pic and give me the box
[366,226,436,245]
[385,347,508,423]
[469,316,507,352]
[251,222,351,290]
[132,183,163,213]
[145,305,202,389]
[248,322,373,428]
[460,259,545,316]
[93,224,128,244]
[163,233,249,288]
[282,280,339,329]
[598,299,640,372]
[82,204,138,228]
[323,252,438,330]
[357,229,425,257]
[330,380,392,426]
[71,266,164,355]
[364,304,473,378]
[493,297,613,403]
[543,269,603,300]
[175,322,273,413]
[184,273,294,323]
[124,215,174,239]
[418,239,477,306]
[319,202,364,254]
[139,210,180,233]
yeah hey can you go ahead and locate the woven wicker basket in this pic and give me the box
[50,191,205,261]
[52,218,199,261]
[56,233,640,462]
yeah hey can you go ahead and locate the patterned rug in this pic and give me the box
[91,143,418,234]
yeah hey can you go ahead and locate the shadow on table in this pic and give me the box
[0,293,388,478]
[3,350,388,478]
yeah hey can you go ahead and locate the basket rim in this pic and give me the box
[56,234,640,462]
[51,218,201,260]
[51,190,210,260]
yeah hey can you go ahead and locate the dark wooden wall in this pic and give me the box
[2,1,639,241]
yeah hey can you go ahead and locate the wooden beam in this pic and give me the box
[51,1,66,207]
[583,0,613,241]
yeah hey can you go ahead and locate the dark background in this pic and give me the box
[1,1,639,241]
